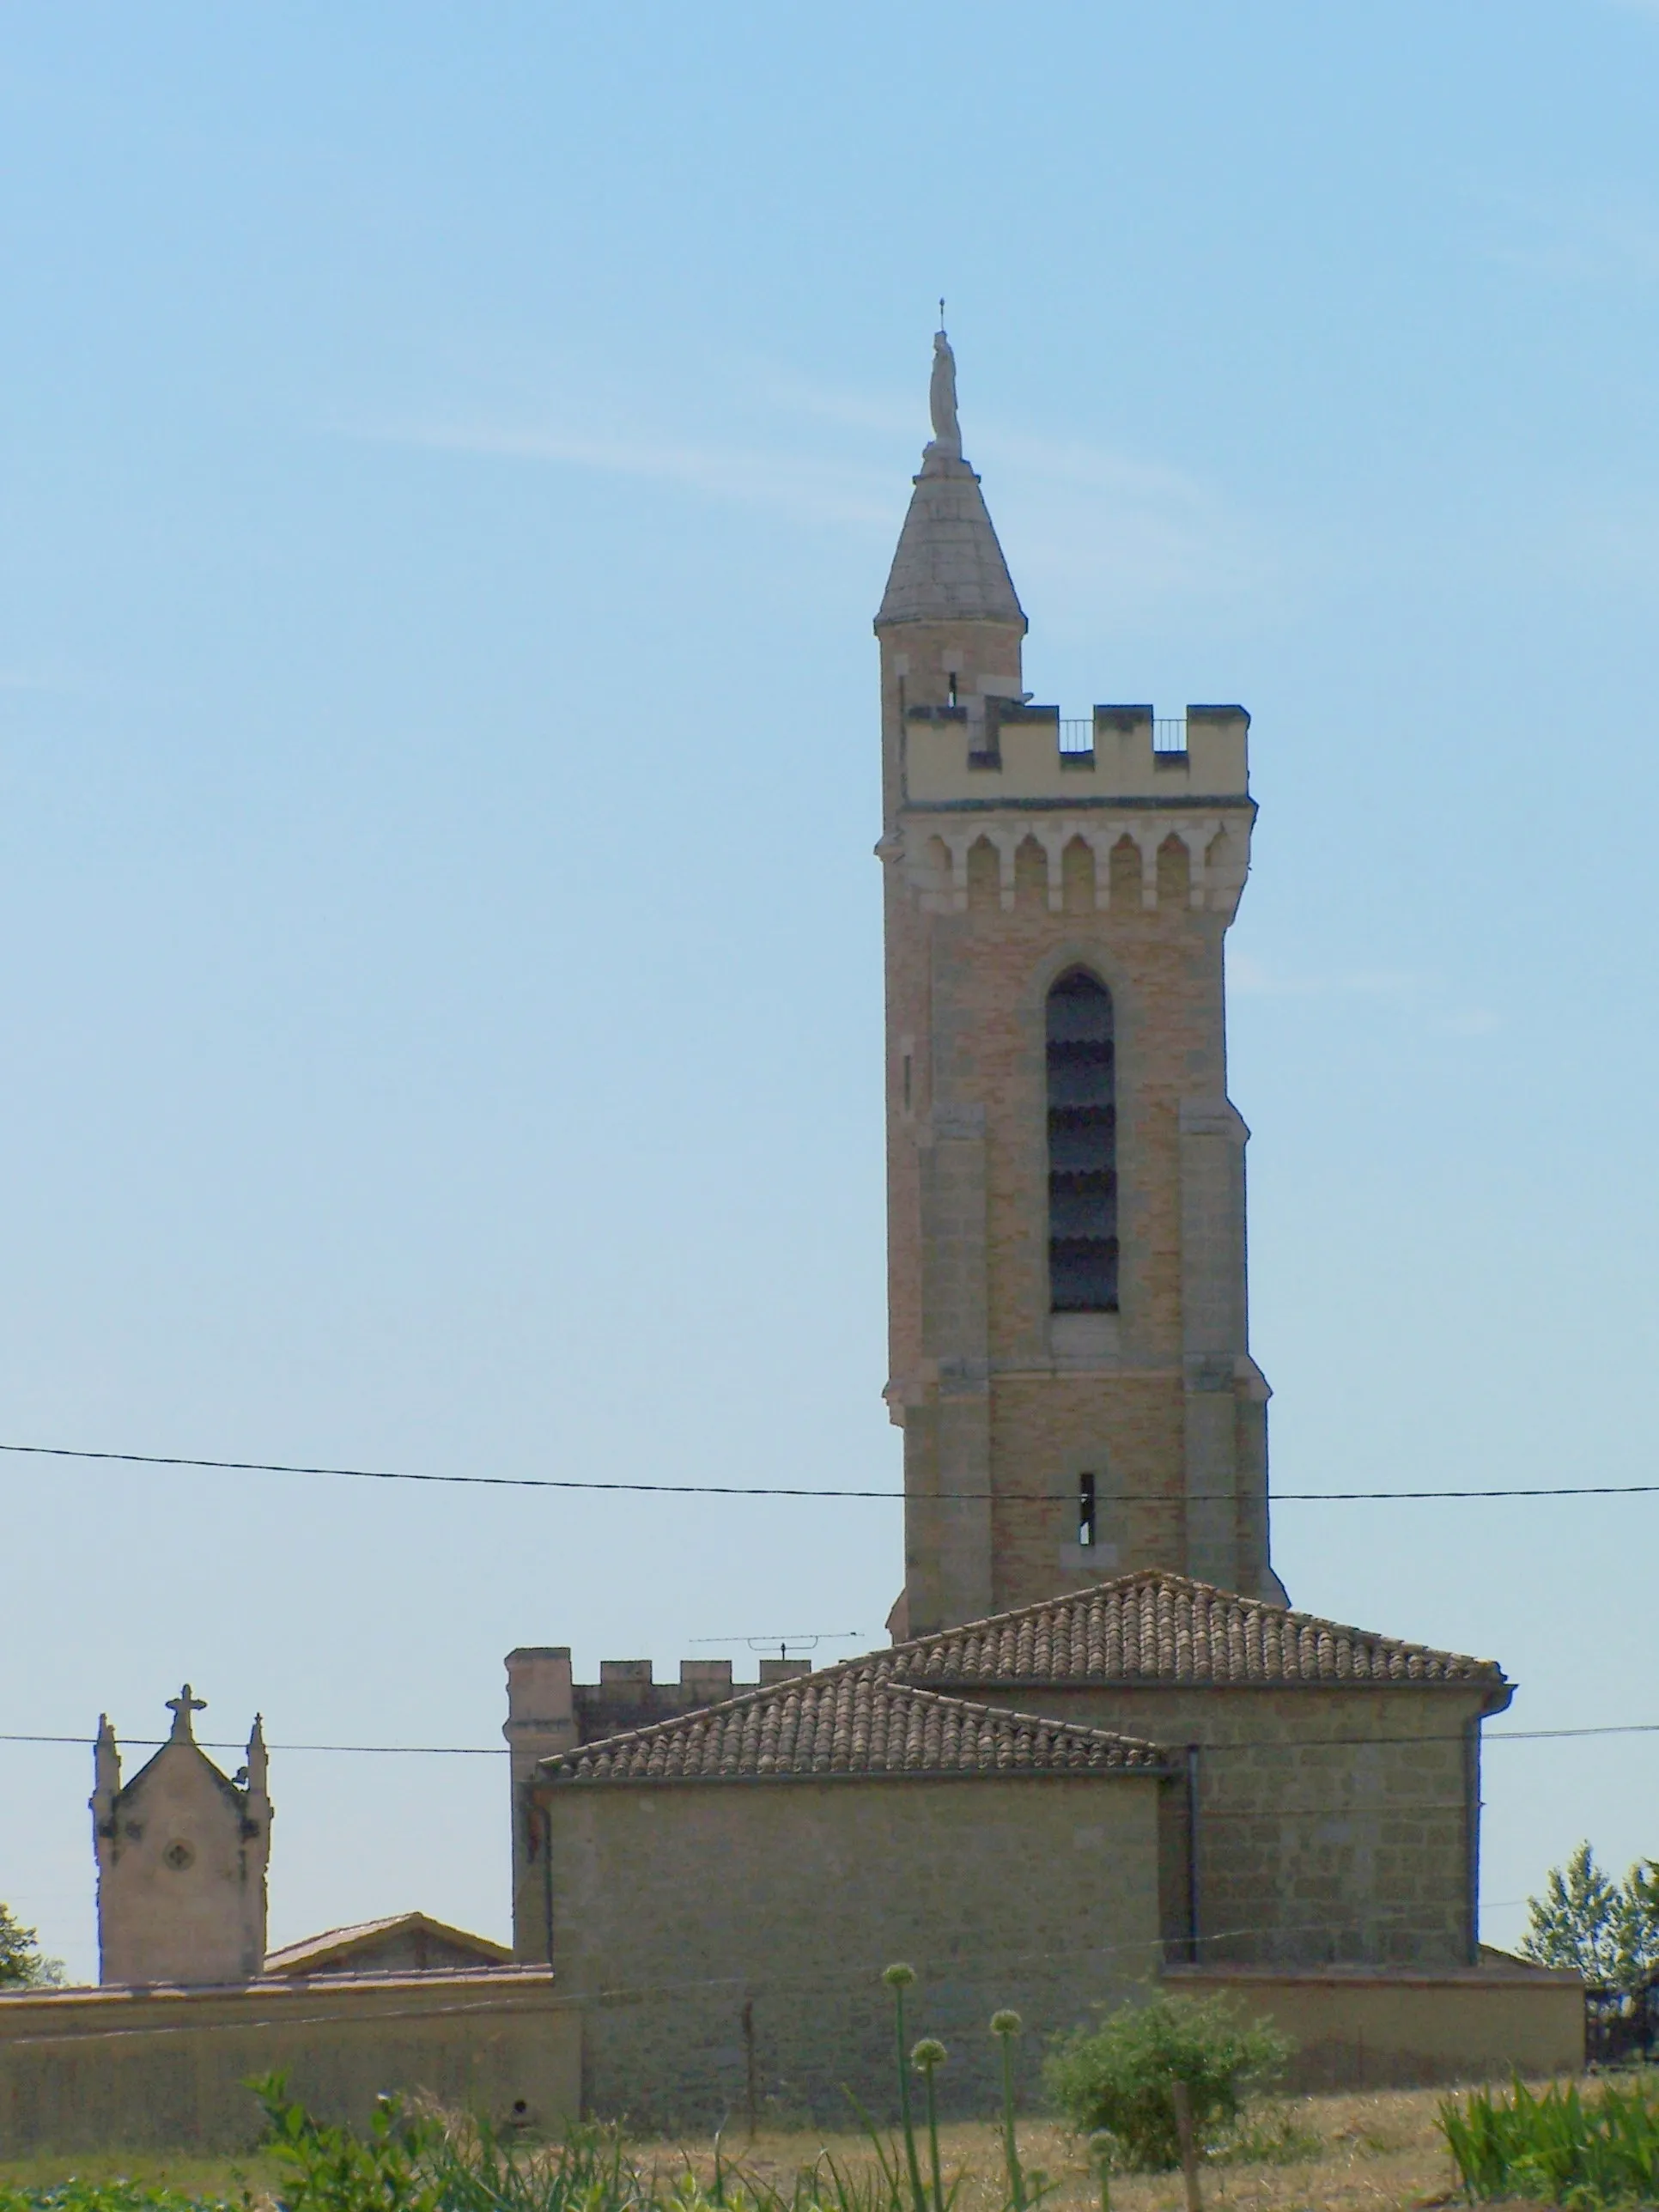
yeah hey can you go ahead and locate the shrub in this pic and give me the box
[1438,2073,1659,2205]
[250,2074,441,2212]
[1042,1991,1291,2172]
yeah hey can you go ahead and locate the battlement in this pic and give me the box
[904,702,1249,806]
[504,1648,813,1759]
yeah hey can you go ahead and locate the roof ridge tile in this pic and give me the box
[878,1569,1506,1689]
[541,1670,1175,1786]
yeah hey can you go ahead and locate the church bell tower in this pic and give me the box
[877,331,1284,1639]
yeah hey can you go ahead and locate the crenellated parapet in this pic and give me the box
[505,1645,812,1957]
[893,702,1254,919]
[904,702,1249,806]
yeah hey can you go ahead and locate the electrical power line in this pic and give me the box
[3,1437,1657,1504]
[3,1720,1656,1756]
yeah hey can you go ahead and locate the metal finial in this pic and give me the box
[938,295,946,332]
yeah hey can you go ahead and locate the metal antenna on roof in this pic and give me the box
[687,1631,866,1661]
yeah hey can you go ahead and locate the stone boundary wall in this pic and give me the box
[0,1966,580,2154]
[1163,1961,1584,2088]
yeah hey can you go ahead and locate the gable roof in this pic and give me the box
[539,1671,1172,1786]
[117,1735,249,1814]
[879,1572,1509,1692]
[264,1912,511,1975]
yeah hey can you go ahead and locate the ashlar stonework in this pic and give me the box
[496,330,1541,2121]
[875,331,1277,1637]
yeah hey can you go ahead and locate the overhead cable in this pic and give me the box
[3,1720,1656,1756]
[3,1438,1656,1506]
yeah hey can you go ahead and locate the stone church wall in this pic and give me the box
[544,1771,1166,2130]
[963,1684,1486,1970]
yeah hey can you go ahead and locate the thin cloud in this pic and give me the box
[0,666,106,699]
[1231,954,1500,1037]
[1230,955,1419,1000]
[1477,179,1659,287]
[981,425,1281,635]
[353,416,895,528]
[345,358,1286,629]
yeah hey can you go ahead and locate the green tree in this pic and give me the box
[0,1900,65,1988]
[1519,1841,1659,1989]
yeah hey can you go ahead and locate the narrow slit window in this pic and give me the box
[1047,968,1118,1311]
[1078,1471,1097,1547]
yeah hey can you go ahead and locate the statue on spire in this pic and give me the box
[927,324,962,462]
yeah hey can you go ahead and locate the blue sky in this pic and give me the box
[2,2,1656,1980]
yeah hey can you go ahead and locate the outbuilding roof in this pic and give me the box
[539,1671,1171,1786]
[263,1911,511,1975]
[880,1572,1509,1692]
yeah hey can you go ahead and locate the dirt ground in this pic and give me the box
[0,2083,1486,2210]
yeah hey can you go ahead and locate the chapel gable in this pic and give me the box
[91,1684,271,1987]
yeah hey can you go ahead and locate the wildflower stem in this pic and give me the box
[990,2010,1024,2212]
[1087,2130,1113,2212]
[920,2052,945,2212]
[884,1967,927,2212]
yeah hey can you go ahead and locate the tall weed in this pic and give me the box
[1437,2073,1659,2204]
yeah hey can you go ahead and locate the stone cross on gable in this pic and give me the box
[166,1683,207,1741]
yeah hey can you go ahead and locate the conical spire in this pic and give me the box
[875,328,1025,632]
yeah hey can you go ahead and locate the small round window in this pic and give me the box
[162,1840,195,1872]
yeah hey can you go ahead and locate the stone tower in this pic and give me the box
[91,1686,271,1985]
[877,331,1284,1638]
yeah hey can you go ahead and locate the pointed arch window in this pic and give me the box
[1047,968,1118,1311]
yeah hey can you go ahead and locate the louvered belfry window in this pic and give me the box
[1047,968,1118,1311]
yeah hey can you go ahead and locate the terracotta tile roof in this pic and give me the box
[880,1572,1508,1690]
[540,1673,1172,1785]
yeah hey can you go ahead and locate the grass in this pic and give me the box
[645,2095,1483,2212]
[0,2160,281,2203]
[0,2086,1580,2212]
